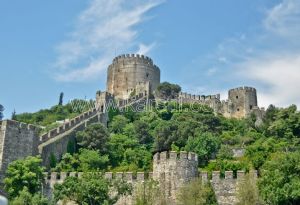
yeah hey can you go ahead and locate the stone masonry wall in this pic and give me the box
[0,107,107,181]
[0,120,39,180]
[45,170,257,205]
[178,86,264,119]
[201,170,258,205]
[107,54,160,100]
[153,151,198,203]
[39,112,106,167]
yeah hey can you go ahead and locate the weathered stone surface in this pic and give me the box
[0,120,39,181]
[107,54,160,100]
[178,86,265,119]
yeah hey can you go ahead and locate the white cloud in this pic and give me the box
[54,0,164,82]
[197,0,300,108]
[206,67,217,76]
[264,0,300,38]
[137,43,157,55]
[238,54,300,108]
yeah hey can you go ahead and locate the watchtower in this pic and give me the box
[153,151,198,203]
[107,54,160,100]
[227,86,258,118]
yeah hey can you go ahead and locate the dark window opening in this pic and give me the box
[250,105,253,110]
[236,96,239,99]
[146,73,149,78]
[101,105,104,112]
[237,108,240,111]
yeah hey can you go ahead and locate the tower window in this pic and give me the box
[146,73,149,78]
[237,108,240,111]
[250,105,253,110]
[236,96,239,99]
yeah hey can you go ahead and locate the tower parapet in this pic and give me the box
[226,86,258,118]
[107,54,160,100]
[153,151,198,203]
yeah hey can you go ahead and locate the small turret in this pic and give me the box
[227,86,258,118]
[153,151,198,203]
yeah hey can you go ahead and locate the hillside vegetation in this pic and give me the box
[6,99,300,204]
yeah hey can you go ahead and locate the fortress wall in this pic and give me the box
[107,54,160,99]
[0,120,39,180]
[45,171,154,189]
[43,171,154,204]
[153,151,198,203]
[39,113,103,167]
[44,169,257,205]
[39,108,98,144]
[201,170,258,205]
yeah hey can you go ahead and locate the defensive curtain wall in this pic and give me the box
[178,86,265,119]
[0,106,108,181]
[45,151,258,205]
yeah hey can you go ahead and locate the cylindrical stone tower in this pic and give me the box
[107,54,160,99]
[228,86,258,118]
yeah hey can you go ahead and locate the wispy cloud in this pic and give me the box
[264,0,300,39]
[54,0,164,82]
[190,0,300,108]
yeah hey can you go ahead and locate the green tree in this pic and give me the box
[54,172,132,205]
[78,149,109,171]
[108,134,139,167]
[153,120,179,152]
[10,187,50,205]
[76,123,109,153]
[245,137,277,170]
[58,92,64,106]
[156,82,181,100]
[109,115,129,134]
[184,132,220,166]
[11,109,17,120]
[134,180,166,205]
[258,151,300,205]
[133,120,153,145]
[54,149,109,172]
[217,145,234,160]
[266,105,300,139]
[177,179,217,205]
[49,152,57,169]
[0,104,4,120]
[4,156,45,199]
[236,174,263,205]
[54,153,80,172]
[66,140,76,154]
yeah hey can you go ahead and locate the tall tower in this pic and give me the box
[107,54,160,100]
[153,151,198,203]
[227,86,258,118]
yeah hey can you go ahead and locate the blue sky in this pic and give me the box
[1,0,300,119]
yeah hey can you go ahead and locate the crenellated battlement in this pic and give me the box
[44,171,153,188]
[153,151,198,163]
[178,92,221,101]
[1,120,38,132]
[112,54,156,68]
[200,170,258,205]
[200,170,257,182]
[229,86,256,93]
[39,108,98,144]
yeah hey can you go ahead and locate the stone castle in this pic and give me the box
[104,54,265,119]
[44,151,257,205]
[0,54,263,204]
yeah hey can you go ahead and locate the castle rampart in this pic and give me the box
[107,54,160,100]
[0,120,39,181]
[153,151,198,203]
[43,157,257,205]
[177,86,264,120]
